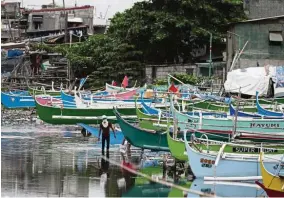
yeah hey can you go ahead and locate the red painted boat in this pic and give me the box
[255,181,284,197]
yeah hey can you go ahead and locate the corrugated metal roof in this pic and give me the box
[234,15,284,24]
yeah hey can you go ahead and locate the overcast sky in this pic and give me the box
[5,0,139,19]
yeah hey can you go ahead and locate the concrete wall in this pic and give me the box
[1,2,20,19]
[244,0,284,19]
[227,18,284,69]
[145,64,196,83]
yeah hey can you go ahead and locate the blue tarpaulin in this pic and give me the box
[7,49,23,58]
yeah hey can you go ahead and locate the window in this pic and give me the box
[186,68,194,75]
[269,31,283,45]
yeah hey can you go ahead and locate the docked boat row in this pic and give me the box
[2,75,284,196]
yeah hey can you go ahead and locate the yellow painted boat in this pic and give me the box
[256,152,284,197]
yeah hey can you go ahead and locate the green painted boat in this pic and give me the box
[168,182,192,197]
[114,107,169,151]
[166,129,188,161]
[35,97,138,125]
[167,128,284,163]
[136,103,171,131]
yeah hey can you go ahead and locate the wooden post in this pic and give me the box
[232,87,241,139]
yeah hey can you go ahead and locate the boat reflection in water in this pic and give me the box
[186,179,266,197]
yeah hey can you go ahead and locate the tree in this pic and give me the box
[33,0,246,88]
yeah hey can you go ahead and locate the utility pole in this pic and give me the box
[209,32,212,78]
[63,0,68,43]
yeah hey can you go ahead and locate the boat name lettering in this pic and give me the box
[200,158,214,168]
[232,147,278,153]
[201,188,214,195]
[250,123,279,128]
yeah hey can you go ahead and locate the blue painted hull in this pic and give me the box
[1,92,35,108]
[183,131,281,178]
[256,91,284,117]
[77,123,124,144]
[229,104,261,118]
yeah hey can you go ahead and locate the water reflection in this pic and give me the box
[1,126,270,197]
[1,128,127,197]
[187,179,267,197]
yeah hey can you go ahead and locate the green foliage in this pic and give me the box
[154,73,220,86]
[154,73,202,85]
[32,0,246,88]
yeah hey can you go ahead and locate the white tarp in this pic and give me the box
[224,66,284,97]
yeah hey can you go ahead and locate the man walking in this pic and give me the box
[98,115,116,156]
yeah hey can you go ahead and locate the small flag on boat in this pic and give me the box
[121,76,128,88]
[168,83,178,93]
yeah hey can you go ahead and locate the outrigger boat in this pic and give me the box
[114,107,169,151]
[170,97,284,135]
[255,152,284,197]
[35,96,139,125]
[1,91,35,108]
[183,130,284,178]
[105,83,136,93]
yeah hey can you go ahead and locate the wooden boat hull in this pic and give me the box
[1,92,35,108]
[256,91,284,117]
[35,98,138,125]
[114,108,169,151]
[256,152,284,197]
[166,129,187,161]
[183,133,283,178]
[255,181,284,197]
[171,99,284,134]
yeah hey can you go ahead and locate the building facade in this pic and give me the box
[227,16,284,70]
[26,6,94,36]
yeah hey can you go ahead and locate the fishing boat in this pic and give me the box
[255,152,284,197]
[77,123,124,144]
[183,131,284,178]
[256,91,284,117]
[61,91,153,108]
[28,82,64,96]
[114,107,169,151]
[171,97,284,134]
[35,96,138,125]
[105,83,136,93]
[136,103,171,131]
[1,91,35,108]
[166,129,188,161]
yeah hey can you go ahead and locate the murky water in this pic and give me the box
[1,124,267,197]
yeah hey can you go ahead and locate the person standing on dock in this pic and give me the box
[98,115,116,156]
